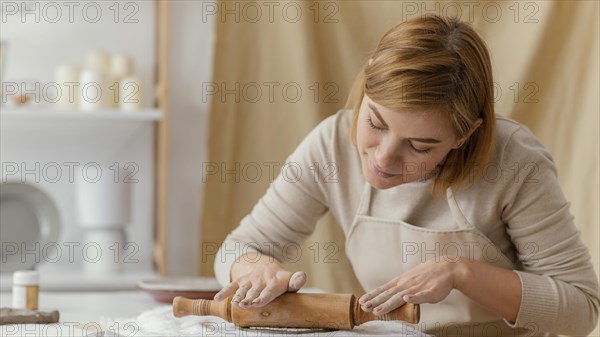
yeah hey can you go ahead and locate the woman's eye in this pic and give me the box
[366,117,385,131]
[409,142,432,154]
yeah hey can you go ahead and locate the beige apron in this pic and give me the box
[345,182,532,337]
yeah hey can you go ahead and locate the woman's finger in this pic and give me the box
[240,283,264,307]
[214,282,239,302]
[358,282,395,308]
[363,287,402,312]
[372,290,409,316]
[251,283,284,308]
[232,282,252,307]
[287,271,307,292]
[403,289,434,304]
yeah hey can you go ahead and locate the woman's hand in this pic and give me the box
[213,252,307,308]
[358,257,463,316]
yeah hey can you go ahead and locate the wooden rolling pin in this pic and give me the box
[173,293,419,330]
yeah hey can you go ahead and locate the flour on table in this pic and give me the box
[99,305,430,337]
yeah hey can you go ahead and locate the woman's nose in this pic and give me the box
[374,139,403,170]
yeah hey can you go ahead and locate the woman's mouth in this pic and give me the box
[370,160,397,178]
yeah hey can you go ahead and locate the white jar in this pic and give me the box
[12,270,39,310]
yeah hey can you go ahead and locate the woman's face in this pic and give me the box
[356,94,461,189]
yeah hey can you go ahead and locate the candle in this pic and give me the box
[54,65,80,110]
[105,75,119,109]
[110,54,133,79]
[79,69,106,111]
[85,50,110,73]
[107,54,133,109]
[119,76,143,110]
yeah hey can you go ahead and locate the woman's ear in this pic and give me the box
[453,118,483,149]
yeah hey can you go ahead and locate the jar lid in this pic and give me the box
[13,270,39,285]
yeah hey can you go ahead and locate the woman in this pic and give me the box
[212,15,599,336]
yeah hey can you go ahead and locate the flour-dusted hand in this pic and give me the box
[358,257,462,316]
[213,251,307,309]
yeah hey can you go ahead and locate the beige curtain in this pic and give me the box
[199,1,598,333]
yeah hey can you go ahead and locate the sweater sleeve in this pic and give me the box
[213,113,339,286]
[499,126,599,335]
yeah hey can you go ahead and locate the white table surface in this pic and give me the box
[0,290,431,337]
[1,291,158,323]
[1,291,162,336]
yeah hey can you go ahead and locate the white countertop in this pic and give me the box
[0,289,430,337]
[1,291,158,322]
[0,291,160,336]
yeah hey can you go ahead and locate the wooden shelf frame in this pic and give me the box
[154,0,169,276]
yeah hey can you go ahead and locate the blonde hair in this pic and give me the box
[348,15,495,196]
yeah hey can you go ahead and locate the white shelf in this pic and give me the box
[0,106,162,122]
[0,270,159,292]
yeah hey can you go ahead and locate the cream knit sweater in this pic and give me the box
[214,109,599,336]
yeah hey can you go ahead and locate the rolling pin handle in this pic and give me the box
[172,296,231,321]
[352,297,420,326]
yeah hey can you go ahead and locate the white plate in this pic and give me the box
[138,277,221,291]
[0,182,61,272]
[138,277,222,303]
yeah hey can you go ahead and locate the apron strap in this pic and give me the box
[446,187,475,230]
[356,182,372,216]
